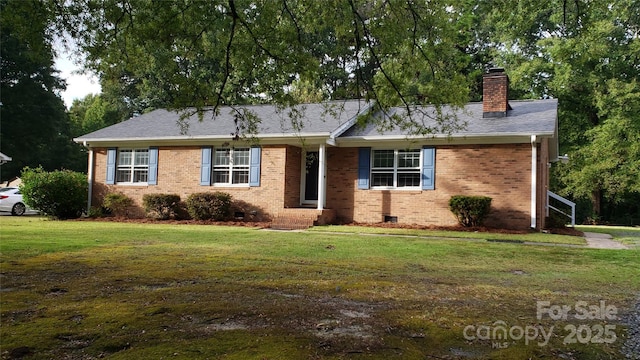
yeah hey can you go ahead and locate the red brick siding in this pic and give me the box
[92,145,292,219]
[326,144,533,229]
[483,73,509,114]
[93,147,205,216]
[91,142,542,229]
[283,146,302,208]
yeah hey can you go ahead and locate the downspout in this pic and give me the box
[530,135,537,229]
[317,144,326,210]
[86,142,94,214]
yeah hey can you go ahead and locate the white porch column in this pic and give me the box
[317,144,326,210]
[87,148,94,213]
[531,135,537,229]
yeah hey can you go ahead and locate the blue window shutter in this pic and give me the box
[358,147,371,189]
[148,147,158,185]
[200,147,212,186]
[106,148,117,185]
[422,146,435,190]
[249,146,261,187]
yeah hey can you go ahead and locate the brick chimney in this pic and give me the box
[483,68,510,118]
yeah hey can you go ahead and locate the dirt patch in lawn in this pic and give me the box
[183,291,392,351]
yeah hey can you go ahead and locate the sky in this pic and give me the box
[54,46,102,109]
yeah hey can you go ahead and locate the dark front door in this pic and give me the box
[304,151,319,202]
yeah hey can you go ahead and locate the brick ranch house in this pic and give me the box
[75,69,560,230]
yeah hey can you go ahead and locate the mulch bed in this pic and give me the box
[75,216,272,229]
[544,227,585,236]
[347,221,529,234]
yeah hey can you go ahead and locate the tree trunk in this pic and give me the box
[591,188,601,219]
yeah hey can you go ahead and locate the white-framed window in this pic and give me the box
[116,149,149,183]
[371,149,421,188]
[213,148,250,185]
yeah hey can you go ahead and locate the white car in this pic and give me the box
[0,187,36,216]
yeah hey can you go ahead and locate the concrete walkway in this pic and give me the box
[583,232,629,249]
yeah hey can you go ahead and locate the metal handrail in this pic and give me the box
[547,190,576,227]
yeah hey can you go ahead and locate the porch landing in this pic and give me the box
[270,208,336,230]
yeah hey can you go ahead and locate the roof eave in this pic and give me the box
[335,131,557,147]
[328,102,374,140]
[76,130,557,148]
[74,133,334,148]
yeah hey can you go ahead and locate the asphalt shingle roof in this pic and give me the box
[340,99,558,138]
[75,100,370,141]
[75,99,557,142]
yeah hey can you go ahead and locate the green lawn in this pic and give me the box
[309,224,587,245]
[1,217,638,359]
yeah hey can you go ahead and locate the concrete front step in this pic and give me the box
[270,208,336,230]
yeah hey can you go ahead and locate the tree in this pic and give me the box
[60,0,473,135]
[482,0,640,221]
[69,94,122,137]
[51,0,639,223]
[558,79,640,222]
[0,0,84,180]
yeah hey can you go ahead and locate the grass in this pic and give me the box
[577,225,640,249]
[1,217,638,359]
[309,224,587,245]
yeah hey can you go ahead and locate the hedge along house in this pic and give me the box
[75,69,560,230]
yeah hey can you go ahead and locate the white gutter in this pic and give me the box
[73,132,337,144]
[335,131,556,142]
[531,135,537,229]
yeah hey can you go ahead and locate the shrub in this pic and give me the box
[448,195,492,227]
[20,166,88,219]
[173,201,192,220]
[87,206,107,218]
[545,211,568,229]
[143,194,181,220]
[103,193,133,217]
[186,192,232,221]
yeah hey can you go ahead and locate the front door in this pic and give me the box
[303,151,319,203]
